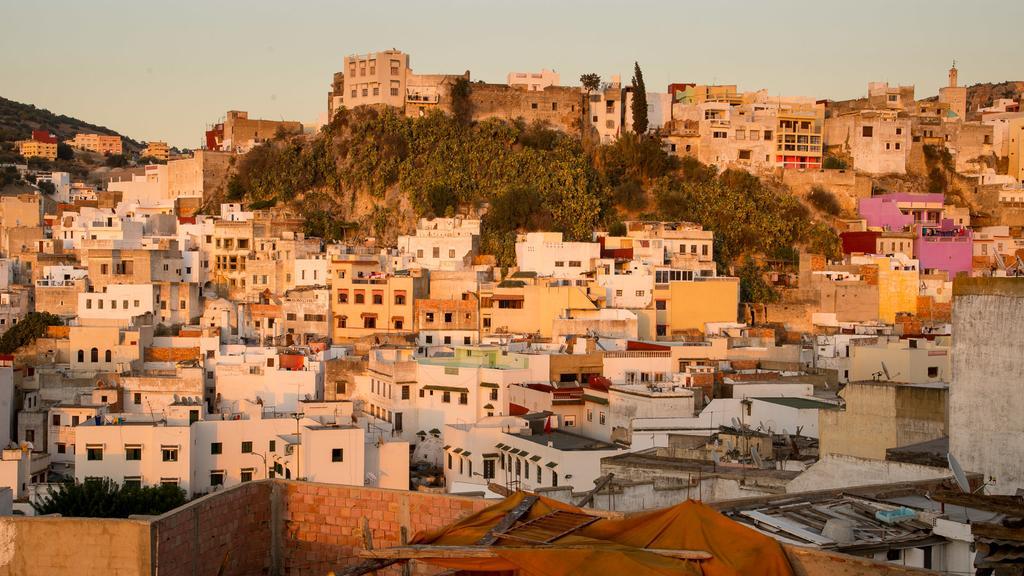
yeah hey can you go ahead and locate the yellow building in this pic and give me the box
[143,141,170,161]
[329,258,426,340]
[480,276,601,338]
[17,139,57,161]
[650,277,739,339]
[65,133,122,155]
[1009,116,1024,186]
[819,380,947,460]
[872,255,919,323]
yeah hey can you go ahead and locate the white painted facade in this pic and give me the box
[515,232,600,278]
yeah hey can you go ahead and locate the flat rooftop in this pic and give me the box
[509,429,618,452]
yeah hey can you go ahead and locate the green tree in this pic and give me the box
[580,73,601,94]
[37,181,56,195]
[56,142,74,161]
[32,479,186,518]
[105,154,127,168]
[630,62,648,135]
[0,311,63,354]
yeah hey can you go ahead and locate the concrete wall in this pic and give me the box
[0,516,151,576]
[950,278,1024,494]
[785,454,951,493]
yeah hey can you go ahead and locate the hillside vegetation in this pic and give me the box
[0,96,142,150]
[228,107,840,293]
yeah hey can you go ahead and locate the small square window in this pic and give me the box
[332,448,344,462]
[211,442,222,455]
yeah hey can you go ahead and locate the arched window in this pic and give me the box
[104,350,111,362]
[77,350,84,362]
[90,348,98,363]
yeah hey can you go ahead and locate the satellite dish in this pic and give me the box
[751,445,764,469]
[725,439,734,451]
[711,451,721,466]
[881,362,891,381]
[731,417,741,429]
[948,453,970,493]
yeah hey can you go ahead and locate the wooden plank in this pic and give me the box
[575,473,614,508]
[358,545,713,561]
[477,494,539,545]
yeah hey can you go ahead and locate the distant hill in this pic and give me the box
[963,81,1024,113]
[0,96,143,152]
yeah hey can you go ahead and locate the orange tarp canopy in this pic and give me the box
[409,492,794,576]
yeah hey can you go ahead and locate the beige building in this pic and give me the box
[65,133,122,155]
[218,111,301,153]
[819,380,947,460]
[507,69,560,91]
[327,49,468,121]
[1008,116,1024,186]
[824,110,912,174]
[17,139,57,161]
[937,63,967,120]
[142,141,170,161]
[329,257,427,340]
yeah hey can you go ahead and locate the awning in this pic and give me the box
[545,461,558,468]
[461,451,472,457]
[423,385,469,393]
[483,404,494,410]
[583,394,609,405]
[391,315,405,321]
[530,455,542,462]
[361,312,378,318]
[493,294,524,301]
[482,453,499,458]
[442,445,451,450]
[452,447,463,454]
[480,382,499,389]
[496,443,507,450]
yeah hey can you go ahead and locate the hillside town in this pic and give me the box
[1,46,1024,575]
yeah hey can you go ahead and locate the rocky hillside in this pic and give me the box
[0,96,143,152]
[227,106,840,303]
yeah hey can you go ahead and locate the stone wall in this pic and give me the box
[0,516,151,576]
[780,169,872,214]
[468,83,582,133]
[950,278,1024,495]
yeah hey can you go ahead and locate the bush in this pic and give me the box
[32,478,186,518]
[37,181,56,195]
[105,154,128,168]
[807,186,841,216]
[0,311,62,354]
[737,260,779,304]
[822,156,847,170]
[248,198,277,210]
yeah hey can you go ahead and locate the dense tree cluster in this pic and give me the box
[228,106,840,300]
[32,479,186,518]
[0,311,63,354]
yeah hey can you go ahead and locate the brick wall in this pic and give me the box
[145,346,201,362]
[45,325,71,338]
[282,482,489,576]
[152,481,273,576]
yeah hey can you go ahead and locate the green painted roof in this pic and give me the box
[753,397,839,410]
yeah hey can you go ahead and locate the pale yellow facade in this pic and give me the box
[481,281,600,339]
[66,133,122,155]
[143,141,170,161]
[652,278,739,338]
[17,139,57,160]
[1009,116,1024,186]
[329,259,426,340]
[874,255,919,323]
[819,381,947,460]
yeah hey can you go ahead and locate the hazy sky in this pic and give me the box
[3,0,1021,148]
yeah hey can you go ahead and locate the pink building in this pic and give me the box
[915,219,973,278]
[858,193,944,232]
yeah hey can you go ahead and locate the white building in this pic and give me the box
[73,399,365,496]
[515,232,600,278]
[397,218,480,271]
[506,69,560,91]
[443,414,622,495]
[78,284,157,326]
[214,347,321,413]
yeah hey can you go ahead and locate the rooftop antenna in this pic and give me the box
[750,445,764,469]
[881,361,892,381]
